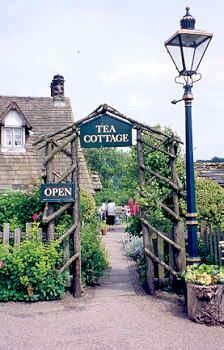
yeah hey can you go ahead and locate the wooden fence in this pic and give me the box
[0,223,43,246]
[1,221,224,268]
[199,223,224,265]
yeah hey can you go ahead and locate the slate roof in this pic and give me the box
[0,96,73,138]
[195,162,224,187]
[0,95,94,193]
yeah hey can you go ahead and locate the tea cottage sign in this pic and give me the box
[40,183,75,203]
[80,113,132,148]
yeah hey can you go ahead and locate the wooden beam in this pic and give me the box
[45,142,55,241]
[75,104,105,127]
[57,223,77,244]
[71,137,82,298]
[159,201,180,222]
[145,248,177,276]
[136,129,155,295]
[33,124,74,146]
[141,218,182,251]
[51,139,72,158]
[44,133,77,164]
[139,139,176,159]
[42,203,72,224]
[58,253,79,274]
[143,166,180,191]
[55,164,77,184]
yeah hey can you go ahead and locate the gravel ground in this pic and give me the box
[0,227,223,350]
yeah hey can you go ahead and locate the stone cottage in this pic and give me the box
[0,75,94,193]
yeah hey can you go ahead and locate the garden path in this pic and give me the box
[0,226,223,350]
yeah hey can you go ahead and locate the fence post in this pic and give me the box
[157,236,165,284]
[175,222,186,273]
[14,228,21,246]
[3,223,10,245]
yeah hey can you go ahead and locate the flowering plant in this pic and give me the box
[185,264,224,286]
[32,213,39,221]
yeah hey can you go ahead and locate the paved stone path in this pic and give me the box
[0,226,223,350]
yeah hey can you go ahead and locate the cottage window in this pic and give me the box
[1,110,25,152]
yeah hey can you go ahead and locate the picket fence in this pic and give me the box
[0,223,43,246]
[0,222,224,267]
[199,223,224,265]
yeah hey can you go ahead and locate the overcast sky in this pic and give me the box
[0,0,223,159]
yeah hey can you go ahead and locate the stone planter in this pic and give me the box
[187,283,224,326]
[100,228,107,236]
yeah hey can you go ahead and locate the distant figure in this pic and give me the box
[125,205,131,221]
[99,202,107,221]
[128,197,139,216]
[106,200,116,229]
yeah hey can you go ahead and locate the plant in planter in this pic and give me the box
[185,264,224,325]
[100,222,109,235]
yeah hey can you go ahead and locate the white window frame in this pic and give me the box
[1,111,26,153]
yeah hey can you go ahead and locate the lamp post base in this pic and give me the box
[186,256,201,265]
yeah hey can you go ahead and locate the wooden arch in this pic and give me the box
[34,103,186,297]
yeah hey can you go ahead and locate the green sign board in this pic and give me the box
[40,183,75,203]
[80,113,132,148]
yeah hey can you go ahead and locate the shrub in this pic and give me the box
[125,216,142,237]
[0,223,67,301]
[81,223,108,285]
[196,178,224,229]
[0,188,42,231]
[123,234,144,259]
[80,189,96,224]
[185,263,224,286]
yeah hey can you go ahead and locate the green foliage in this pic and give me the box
[0,223,67,301]
[125,216,142,237]
[196,178,224,229]
[137,255,147,289]
[123,234,144,258]
[177,156,224,229]
[80,189,96,224]
[81,223,108,285]
[185,263,224,285]
[85,148,138,205]
[0,188,42,230]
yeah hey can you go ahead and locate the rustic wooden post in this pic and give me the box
[71,132,82,297]
[46,141,55,241]
[216,227,221,264]
[169,139,186,274]
[157,236,165,284]
[136,128,155,294]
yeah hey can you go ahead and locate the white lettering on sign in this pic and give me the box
[43,187,72,197]
[83,133,129,144]
[95,124,116,133]
[44,188,52,197]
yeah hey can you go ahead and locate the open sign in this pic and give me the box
[40,183,75,203]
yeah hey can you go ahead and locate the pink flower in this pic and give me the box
[0,261,4,269]
[32,213,39,221]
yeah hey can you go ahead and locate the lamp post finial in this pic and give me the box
[180,6,195,30]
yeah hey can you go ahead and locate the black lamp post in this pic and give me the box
[164,7,213,262]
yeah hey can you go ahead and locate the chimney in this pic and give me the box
[50,75,65,99]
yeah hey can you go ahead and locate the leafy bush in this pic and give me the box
[0,188,42,230]
[80,189,96,224]
[81,223,108,285]
[185,264,224,286]
[0,187,96,231]
[196,178,224,229]
[0,223,67,301]
[123,234,144,259]
[125,216,142,237]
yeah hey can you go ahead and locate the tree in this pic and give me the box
[84,148,138,205]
